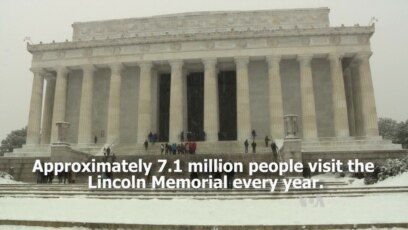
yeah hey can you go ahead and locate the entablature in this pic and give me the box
[27,26,374,54]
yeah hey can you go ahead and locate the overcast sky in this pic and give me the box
[0,0,407,141]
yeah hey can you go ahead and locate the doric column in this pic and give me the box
[137,61,153,142]
[298,55,318,139]
[26,68,45,145]
[235,57,251,141]
[169,60,184,142]
[350,61,364,136]
[40,75,55,144]
[150,69,159,133]
[266,55,284,139]
[355,52,379,136]
[50,67,69,143]
[328,53,350,137]
[203,58,219,141]
[107,64,123,144]
[77,65,96,144]
[343,67,356,136]
[182,69,188,131]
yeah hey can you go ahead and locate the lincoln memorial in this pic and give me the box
[15,7,402,156]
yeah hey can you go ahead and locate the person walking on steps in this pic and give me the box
[244,139,249,153]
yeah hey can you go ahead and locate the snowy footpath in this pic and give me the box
[1,172,408,227]
[0,194,407,226]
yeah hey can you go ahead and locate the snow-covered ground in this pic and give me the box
[313,171,408,187]
[0,172,23,184]
[0,226,87,230]
[0,194,407,226]
[1,171,407,227]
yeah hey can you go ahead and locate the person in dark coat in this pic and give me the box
[107,147,111,157]
[251,141,257,154]
[171,143,177,155]
[144,140,148,150]
[251,129,257,140]
[264,136,270,147]
[165,143,170,155]
[48,170,54,184]
[226,161,235,189]
[302,166,311,178]
[94,135,98,144]
[57,172,63,184]
[148,132,153,143]
[160,143,165,155]
[244,139,249,153]
[271,141,278,159]
[180,131,184,142]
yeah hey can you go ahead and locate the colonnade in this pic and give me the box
[25,52,379,145]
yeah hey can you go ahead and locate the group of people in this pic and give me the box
[244,130,280,157]
[147,132,159,143]
[36,169,73,184]
[180,131,206,142]
[160,142,197,155]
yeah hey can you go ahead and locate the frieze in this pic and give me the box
[113,47,121,55]
[56,50,66,58]
[267,38,278,47]
[358,35,370,44]
[33,52,43,61]
[29,32,373,63]
[311,36,329,45]
[83,48,93,57]
[236,40,247,48]
[205,41,215,49]
[329,35,341,45]
[301,37,311,46]
[170,43,181,51]
[140,44,150,52]
[28,26,374,53]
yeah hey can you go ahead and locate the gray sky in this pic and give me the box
[0,0,407,141]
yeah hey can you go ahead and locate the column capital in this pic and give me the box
[169,59,183,70]
[297,54,314,65]
[81,64,96,73]
[110,63,123,75]
[234,56,249,68]
[30,67,46,75]
[202,58,217,69]
[44,72,55,81]
[355,51,373,61]
[55,66,69,76]
[327,53,344,62]
[266,55,281,66]
[138,61,153,70]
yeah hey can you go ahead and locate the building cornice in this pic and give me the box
[27,26,374,53]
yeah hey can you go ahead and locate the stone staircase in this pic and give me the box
[302,136,402,152]
[71,140,276,156]
[2,180,408,200]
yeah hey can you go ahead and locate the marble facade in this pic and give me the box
[22,8,388,152]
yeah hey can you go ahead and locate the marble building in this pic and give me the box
[19,7,400,155]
